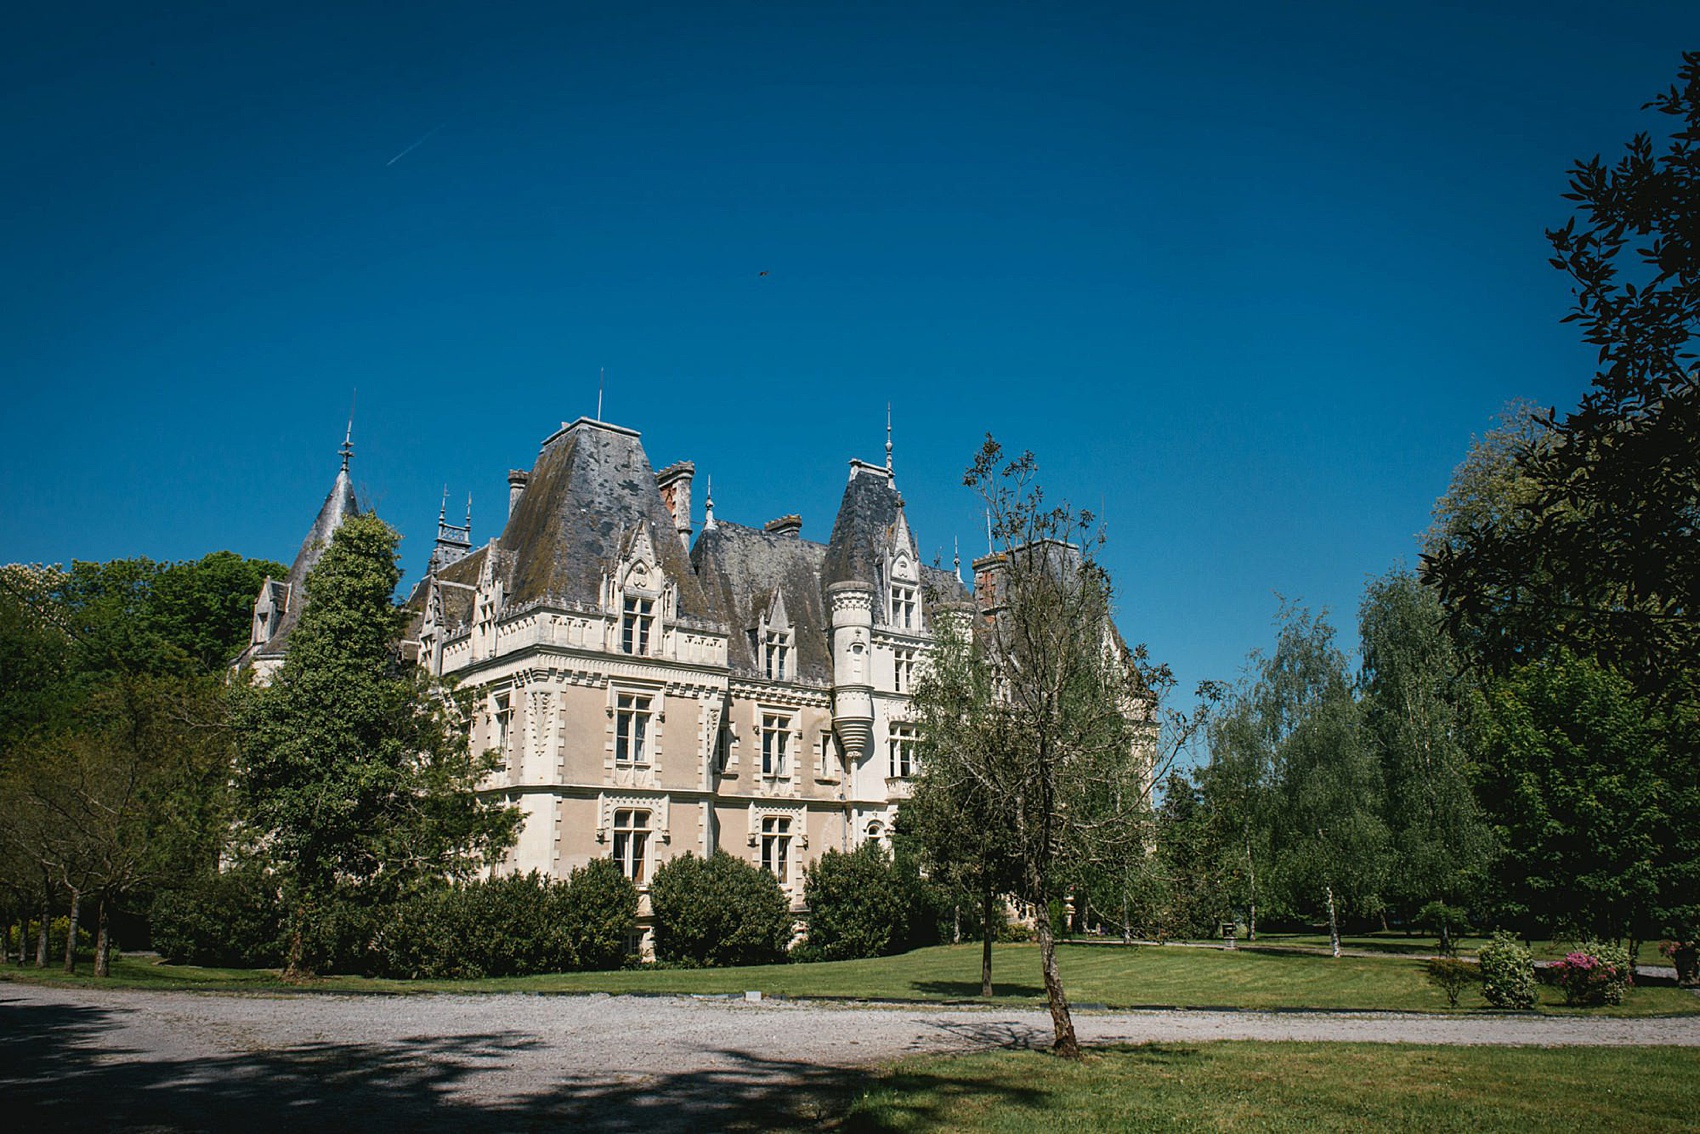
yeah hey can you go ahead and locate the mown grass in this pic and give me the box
[7,942,1696,1016]
[840,1042,1700,1133]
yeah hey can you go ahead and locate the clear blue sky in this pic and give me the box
[3,1,1693,710]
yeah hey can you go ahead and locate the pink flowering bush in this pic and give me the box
[1551,942,1633,1006]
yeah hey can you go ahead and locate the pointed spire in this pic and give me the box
[465,492,473,529]
[954,537,962,582]
[703,475,717,532]
[885,402,893,475]
[439,485,449,523]
[340,389,356,472]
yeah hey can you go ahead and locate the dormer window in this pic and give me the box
[763,628,791,681]
[621,596,654,654]
[892,584,918,630]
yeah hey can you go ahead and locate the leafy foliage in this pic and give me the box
[1478,931,1538,1009]
[1423,54,1700,696]
[648,851,792,967]
[1359,570,1493,918]
[371,865,636,978]
[907,438,1152,1057]
[801,843,911,961]
[233,514,519,975]
[1472,650,1666,942]
[1550,942,1633,1007]
[1424,956,1478,1008]
[150,865,286,968]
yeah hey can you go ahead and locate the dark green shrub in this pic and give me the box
[649,852,792,967]
[1478,931,1538,1009]
[372,867,637,978]
[1425,956,1479,1007]
[803,844,910,960]
[150,868,285,968]
[559,857,639,971]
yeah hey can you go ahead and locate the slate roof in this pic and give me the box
[692,521,831,682]
[822,463,905,592]
[246,464,359,662]
[496,419,712,619]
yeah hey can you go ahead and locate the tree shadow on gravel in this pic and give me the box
[0,992,1042,1133]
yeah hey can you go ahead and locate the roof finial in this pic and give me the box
[340,390,356,472]
[465,492,473,529]
[597,367,605,422]
[885,402,893,475]
[954,536,962,582]
[439,485,449,523]
[703,475,717,532]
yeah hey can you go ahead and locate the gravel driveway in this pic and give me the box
[5,983,1697,1132]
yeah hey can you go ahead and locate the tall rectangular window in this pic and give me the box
[763,629,791,681]
[889,723,918,778]
[616,693,651,764]
[761,816,792,883]
[892,585,917,630]
[493,693,513,755]
[613,809,650,882]
[621,596,654,654]
[761,713,791,776]
[893,648,916,693]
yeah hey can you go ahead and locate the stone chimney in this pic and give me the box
[655,461,695,548]
[507,470,528,519]
[764,514,802,538]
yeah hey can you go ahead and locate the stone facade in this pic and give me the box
[389,417,967,939]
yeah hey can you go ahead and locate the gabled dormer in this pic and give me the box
[758,588,793,681]
[471,545,503,660]
[606,520,676,656]
[884,503,922,633]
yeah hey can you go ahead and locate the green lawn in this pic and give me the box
[7,942,1697,1016]
[840,1042,1700,1133]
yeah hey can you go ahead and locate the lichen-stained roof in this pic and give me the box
[400,545,488,643]
[822,463,907,594]
[256,465,360,659]
[692,521,831,682]
[921,563,971,607]
[497,419,711,619]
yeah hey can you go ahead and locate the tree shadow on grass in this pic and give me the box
[908,979,1045,999]
[0,991,1045,1133]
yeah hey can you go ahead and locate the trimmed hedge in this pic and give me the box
[150,867,286,968]
[372,864,637,978]
[150,863,636,977]
[649,852,792,967]
[802,843,911,961]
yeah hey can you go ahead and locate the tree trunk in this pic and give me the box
[94,897,111,978]
[1244,839,1258,941]
[980,885,995,998]
[36,870,51,967]
[1032,890,1079,1059]
[953,902,961,946]
[1324,883,1341,958]
[283,897,309,981]
[63,888,80,974]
